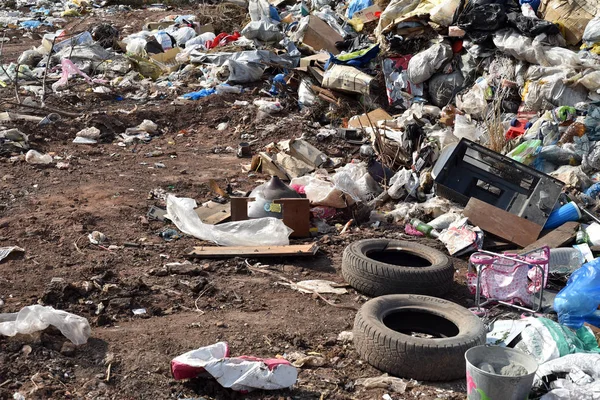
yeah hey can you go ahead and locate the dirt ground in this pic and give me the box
[0,5,475,400]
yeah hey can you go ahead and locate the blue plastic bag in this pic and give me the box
[20,20,43,29]
[182,88,216,100]
[346,0,373,19]
[554,258,600,329]
[269,5,281,22]
[269,73,286,95]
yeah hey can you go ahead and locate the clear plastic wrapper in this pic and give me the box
[0,305,91,345]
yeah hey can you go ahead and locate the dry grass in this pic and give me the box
[195,3,249,33]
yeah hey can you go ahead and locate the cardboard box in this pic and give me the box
[322,64,374,95]
[149,47,182,72]
[298,52,329,69]
[301,16,343,55]
[540,0,597,45]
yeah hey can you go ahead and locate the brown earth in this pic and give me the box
[0,5,475,400]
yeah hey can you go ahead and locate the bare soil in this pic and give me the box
[0,6,473,400]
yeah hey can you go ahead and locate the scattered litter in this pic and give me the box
[285,280,347,294]
[0,305,91,345]
[88,231,106,245]
[171,341,297,391]
[0,246,24,262]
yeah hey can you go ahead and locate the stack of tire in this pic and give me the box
[342,239,486,381]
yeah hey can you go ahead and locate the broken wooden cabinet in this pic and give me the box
[230,197,310,238]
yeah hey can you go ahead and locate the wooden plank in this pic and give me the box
[188,243,319,258]
[464,197,543,248]
[194,201,231,225]
[520,221,579,253]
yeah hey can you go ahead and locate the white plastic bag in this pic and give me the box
[456,82,487,118]
[332,162,381,202]
[387,168,412,199]
[248,0,271,21]
[0,305,91,345]
[453,114,482,141]
[126,37,147,56]
[185,32,216,49]
[291,175,353,208]
[407,41,452,84]
[583,16,600,45]
[172,27,196,47]
[493,29,537,64]
[25,149,52,164]
[165,195,292,246]
[253,99,283,114]
[298,79,317,109]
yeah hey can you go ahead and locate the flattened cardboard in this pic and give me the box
[347,108,393,129]
[540,0,597,45]
[302,16,343,55]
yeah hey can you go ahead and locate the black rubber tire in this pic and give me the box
[341,239,454,297]
[353,294,486,381]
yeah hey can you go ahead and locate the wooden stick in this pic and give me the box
[14,63,20,104]
[41,37,56,106]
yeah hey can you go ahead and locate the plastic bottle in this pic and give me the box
[576,227,589,244]
[410,219,440,238]
[558,122,586,145]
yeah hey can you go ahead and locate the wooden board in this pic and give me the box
[188,243,319,258]
[194,201,231,225]
[520,221,579,253]
[464,197,543,248]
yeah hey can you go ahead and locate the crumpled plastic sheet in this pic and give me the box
[52,43,113,65]
[0,305,91,345]
[189,50,295,83]
[165,195,292,246]
[171,341,298,391]
[241,20,283,42]
[332,162,382,202]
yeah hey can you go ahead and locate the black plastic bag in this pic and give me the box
[506,12,560,37]
[457,4,507,31]
[428,70,465,107]
[90,24,119,49]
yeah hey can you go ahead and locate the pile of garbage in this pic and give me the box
[4,0,600,397]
